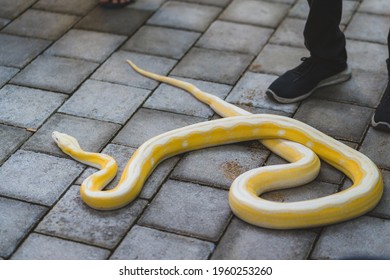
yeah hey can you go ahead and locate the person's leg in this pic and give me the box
[304,0,347,64]
[266,0,351,103]
[372,28,390,131]
[99,0,132,8]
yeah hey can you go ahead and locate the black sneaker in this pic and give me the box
[372,82,390,132]
[266,57,352,103]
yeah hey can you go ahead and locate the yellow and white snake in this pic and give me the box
[52,60,383,229]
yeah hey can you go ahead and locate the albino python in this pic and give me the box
[52,60,383,229]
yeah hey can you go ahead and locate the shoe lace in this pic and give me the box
[294,57,314,75]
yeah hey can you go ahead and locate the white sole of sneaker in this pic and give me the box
[266,65,352,104]
[371,115,390,131]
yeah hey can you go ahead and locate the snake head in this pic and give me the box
[52,131,81,153]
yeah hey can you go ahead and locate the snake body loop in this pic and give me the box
[52,60,383,229]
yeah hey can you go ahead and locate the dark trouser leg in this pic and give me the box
[304,0,347,65]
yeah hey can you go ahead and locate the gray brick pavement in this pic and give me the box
[1,0,390,260]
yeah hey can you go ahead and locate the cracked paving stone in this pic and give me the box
[11,55,98,94]
[3,9,79,40]
[111,225,214,260]
[36,186,147,249]
[0,85,67,129]
[0,34,50,68]
[58,80,150,124]
[226,72,298,114]
[311,216,390,259]
[144,76,232,118]
[172,142,269,189]
[171,48,253,85]
[0,124,31,165]
[147,1,221,32]
[212,218,316,259]
[75,144,180,200]
[113,108,205,148]
[46,29,126,63]
[0,150,84,205]
[122,25,200,60]
[22,113,121,158]
[0,197,47,258]
[92,51,177,90]
[139,180,231,241]
[11,233,110,260]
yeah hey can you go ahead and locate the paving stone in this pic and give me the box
[0,66,19,88]
[75,144,180,200]
[111,225,214,260]
[22,113,121,157]
[11,233,110,260]
[3,9,79,40]
[220,0,290,28]
[128,0,167,11]
[139,180,231,241]
[34,0,97,16]
[314,69,388,108]
[144,76,232,118]
[122,25,200,59]
[294,99,373,142]
[345,13,390,45]
[0,0,36,19]
[266,141,358,185]
[262,181,339,203]
[46,29,126,63]
[76,6,152,36]
[113,108,205,147]
[0,85,67,129]
[0,34,50,68]
[147,1,221,32]
[359,0,390,16]
[196,21,273,55]
[212,218,316,260]
[178,0,230,7]
[370,169,390,219]
[11,55,98,94]
[0,124,31,164]
[312,216,390,259]
[58,80,150,124]
[347,40,389,74]
[270,17,306,48]
[0,197,46,258]
[250,44,309,75]
[289,0,358,25]
[0,150,84,205]
[172,142,269,189]
[36,185,147,248]
[226,72,298,114]
[92,51,177,90]
[359,127,390,170]
[0,17,10,28]
[171,48,253,85]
